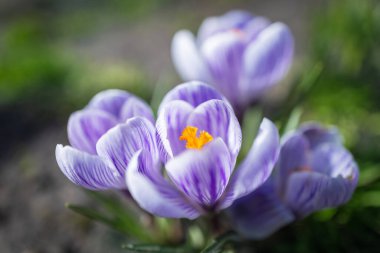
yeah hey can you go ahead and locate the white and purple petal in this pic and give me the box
[311,144,359,186]
[119,96,154,123]
[200,31,245,105]
[87,89,131,119]
[96,117,159,176]
[197,10,253,43]
[219,118,280,209]
[299,123,342,150]
[243,16,270,42]
[275,132,309,192]
[241,22,294,101]
[158,81,227,113]
[126,150,201,219]
[68,109,118,154]
[156,100,194,162]
[165,139,233,208]
[56,145,124,190]
[284,171,356,218]
[171,30,210,82]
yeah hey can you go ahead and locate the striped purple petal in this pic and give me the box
[275,132,309,193]
[228,180,295,239]
[56,145,124,190]
[241,22,294,101]
[243,16,270,42]
[200,30,245,106]
[284,171,356,218]
[171,30,211,82]
[87,89,154,123]
[165,139,233,208]
[197,10,253,43]
[126,150,201,219]
[299,123,342,150]
[96,117,159,177]
[68,109,118,154]
[186,100,242,162]
[219,118,280,210]
[87,89,131,119]
[119,96,154,123]
[158,81,227,113]
[156,100,194,162]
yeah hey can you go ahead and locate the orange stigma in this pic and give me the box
[179,126,213,150]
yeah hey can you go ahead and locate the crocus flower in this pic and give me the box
[171,10,294,113]
[229,123,359,239]
[124,81,280,219]
[56,89,155,190]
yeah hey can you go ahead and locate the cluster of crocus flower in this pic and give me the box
[55,9,359,240]
[57,82,280,218]
[171,10,294,114]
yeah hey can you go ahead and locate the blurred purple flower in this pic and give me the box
[125,81,280,219]
[171,10,294,113]
[56,89,155,190]
[229,123,359,239]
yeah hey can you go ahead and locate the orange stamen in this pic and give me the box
[179,126,213,150]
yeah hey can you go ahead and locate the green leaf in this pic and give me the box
[281,106,303,135]
[238,107,263,163]
[122,243,195,253]
[66,192,154,242]
[66,203,114,227]
[201,231,240,253]
[85,191,154,241]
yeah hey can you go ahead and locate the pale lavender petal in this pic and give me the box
[56,145,124,190]
[68,109,118,154]
[241,22,294,100]
[219,118,280,210]
[228,180,294,239]
[197,10,253,43]
[311,144,359,186]
[285,170,358,218]
[186,100,242,162]
[96,117,159,176]
[200,31,245,105]
[156,100,194,162]
[166,139,233,207]
[119,96,154,123]
[171,30,210,82]
[158,81,227,113]
[126,150,201,219]
[275,132,309,192]
[244,17,270,42]
[299,123,342,150]
[87,89,131,118]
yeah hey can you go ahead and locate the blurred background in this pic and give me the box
[0,0,379,252]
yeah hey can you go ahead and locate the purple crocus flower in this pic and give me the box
[56,89,155,190]
[229,123,359,239]
[124,81,281,219]
[171,10,294,113]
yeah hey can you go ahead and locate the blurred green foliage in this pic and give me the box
[0,18,69,106]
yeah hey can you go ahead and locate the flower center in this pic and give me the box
[179,126,213,150]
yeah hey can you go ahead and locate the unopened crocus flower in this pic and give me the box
[56,89,155,190]
[171,10,294,113]
[124,81,280,219]
[229,123,359,239]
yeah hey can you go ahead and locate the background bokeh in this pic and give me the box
[0,0,379,252]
